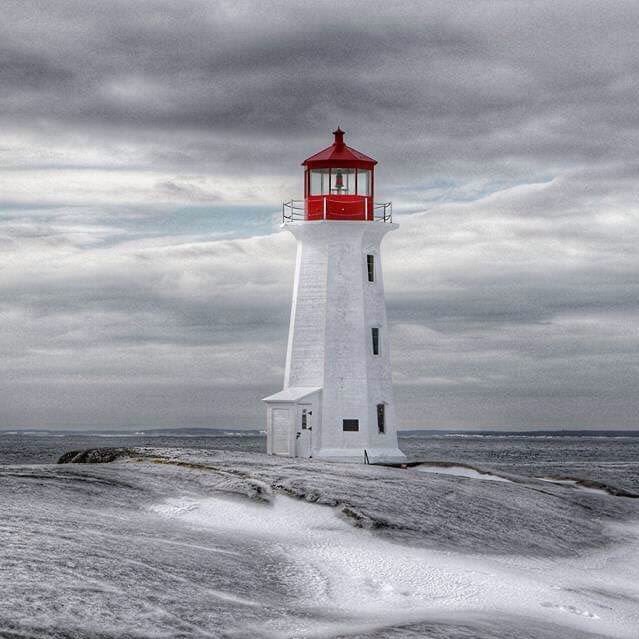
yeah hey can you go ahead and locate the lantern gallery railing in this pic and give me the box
[373,201,393,222]
[282,200,305,222]
[282,199,393,223]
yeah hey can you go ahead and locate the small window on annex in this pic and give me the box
[330,168,356,195]
[342,419,359,432]
[310,169,330,195]
[357,169,371,196]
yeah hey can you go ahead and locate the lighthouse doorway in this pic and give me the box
[296,405,312,458]
[271,408,291,456]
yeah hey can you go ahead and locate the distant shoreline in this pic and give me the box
[2,427,639,438]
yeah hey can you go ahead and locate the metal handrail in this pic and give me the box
[282,198,392,223]
[282,199,305,222]
[374,201,393,223]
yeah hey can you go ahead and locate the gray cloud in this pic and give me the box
[3,0,639,178]
[1,0,638,429]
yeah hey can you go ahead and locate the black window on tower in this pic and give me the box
[367,254,375,282]
[371,327,380,355]
[377,403,385,434]
[343,419,359,432]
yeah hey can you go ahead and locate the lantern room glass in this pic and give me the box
[330,168,356,195]
[310,169,330,195]
[357,169,371,196]
[309,168,372,196]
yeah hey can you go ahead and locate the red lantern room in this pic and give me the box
[283,129,391,223]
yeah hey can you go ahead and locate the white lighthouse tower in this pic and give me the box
[263,129,405,464]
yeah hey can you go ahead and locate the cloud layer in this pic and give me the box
[1,0,638,429]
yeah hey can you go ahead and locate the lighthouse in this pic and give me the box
[263,129,406,464]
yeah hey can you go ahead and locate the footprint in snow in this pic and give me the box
[540,601,600,619]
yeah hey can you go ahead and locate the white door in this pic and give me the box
[295,404,313,458]
[271,408,291,456]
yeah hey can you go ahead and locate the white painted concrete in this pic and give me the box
[265,220,406,463]
[263,387,321,458]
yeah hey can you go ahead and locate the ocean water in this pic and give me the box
[1,431,638,639]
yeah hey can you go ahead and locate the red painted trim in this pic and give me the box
[301,130,377,169]
[305,195,373,221]
[303,159,375,170]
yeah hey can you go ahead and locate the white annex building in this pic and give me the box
[263,129,406,464]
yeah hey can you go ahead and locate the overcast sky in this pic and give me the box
[1,0,638,431]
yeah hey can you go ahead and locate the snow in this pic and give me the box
[2,446,639,638]
[537,477,611,495]
[262,386,322,402]
[152,492,639,638]
[415,464,513,482]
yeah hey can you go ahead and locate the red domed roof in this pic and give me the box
[302,128,377,169]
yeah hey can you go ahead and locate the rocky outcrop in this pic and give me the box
[57,447,136,464]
